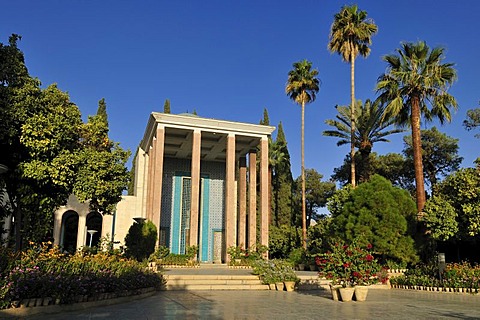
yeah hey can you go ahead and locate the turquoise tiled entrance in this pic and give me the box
[171,172,210,261]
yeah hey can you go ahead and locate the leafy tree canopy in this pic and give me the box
[0,35,129,249]
[425,167,480,239]
[73,99,130,214]
[294,169,335,228]
[463,102,480,138]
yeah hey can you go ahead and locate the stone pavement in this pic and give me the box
[18,289,480,320]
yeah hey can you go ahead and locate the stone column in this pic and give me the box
[248,151,257,249]
[259,136,269,249]
[151,125,165,245]
[134,147,148,218]
[76,214,87,250]
[238,156,247,249]
[146,143,155,221]
[225,133,236,262]
[53,212,63,246]
[190,129,201,247]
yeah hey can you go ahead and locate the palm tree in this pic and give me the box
[328,4,378,188]
[323,99,403,157]
[376,41,458,214]
[286,59,320,249]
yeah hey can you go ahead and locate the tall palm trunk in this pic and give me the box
[350,51,356,188]
[411,95,426,215]
[301,100,307,249]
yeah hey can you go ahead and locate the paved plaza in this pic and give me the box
[18,289,480,320]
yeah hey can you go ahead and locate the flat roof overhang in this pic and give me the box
[140,113,275,162]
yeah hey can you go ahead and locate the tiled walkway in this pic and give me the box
[21,289,480,320]
[5,266,480,319]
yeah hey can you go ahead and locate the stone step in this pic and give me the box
[163,267,325,291]
[165,273,266,290]
[165,274,260,280]
[165,284,270,291]
[167,279,263,285]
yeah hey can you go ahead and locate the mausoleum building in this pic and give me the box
[53,112,275,263]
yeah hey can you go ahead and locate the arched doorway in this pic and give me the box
[61,211,79,253]
[86,212,102,247]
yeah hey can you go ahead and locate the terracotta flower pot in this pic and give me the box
[330,284,341,301]
[354,286,369,301]
[339,287,355,302]
[276,282,285,291]
[284,281,295,292]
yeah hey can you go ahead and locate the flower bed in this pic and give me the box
[149,245,199,267]
[0,243,164,309]
[390,261,480,293]
[252,259,299,287]
[227,244,268,267]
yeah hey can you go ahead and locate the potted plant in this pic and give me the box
[288,247,306,271]
[227,245,247,266]
[316,240,380,302]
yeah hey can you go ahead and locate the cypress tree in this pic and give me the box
[163,99,171,113]
[97,98,108,128]
[127,147,138,195]
[259,108,270,125]
[272,122,294,226]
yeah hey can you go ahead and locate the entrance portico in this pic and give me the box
[134,113,274,262]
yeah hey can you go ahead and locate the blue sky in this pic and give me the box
[2,1,479,181]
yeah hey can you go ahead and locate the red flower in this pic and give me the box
[343,263,350,268]
[366,243,373,249]
[366,254,374,262]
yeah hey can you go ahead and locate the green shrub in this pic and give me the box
[252,259,299,284]
[124,220,157,261]
[268,225,302,259]
[328,175,419,265]
[150,245,170,260]
[288,247,306,266]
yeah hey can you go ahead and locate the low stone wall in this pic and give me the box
[0,288,157,318]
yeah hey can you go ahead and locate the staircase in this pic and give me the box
[164,274,269,290]
[162,264,327,291]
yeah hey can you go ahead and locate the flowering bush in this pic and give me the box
[252,259,298,284]
[227,244,268,266]
[0,242,164,309]
[316,240,380,287]
[227,245,247,260]
[391,261,480,290]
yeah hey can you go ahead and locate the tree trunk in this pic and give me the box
[301,101,307,249]
[411,96,426,215]
[350,52,356,188]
